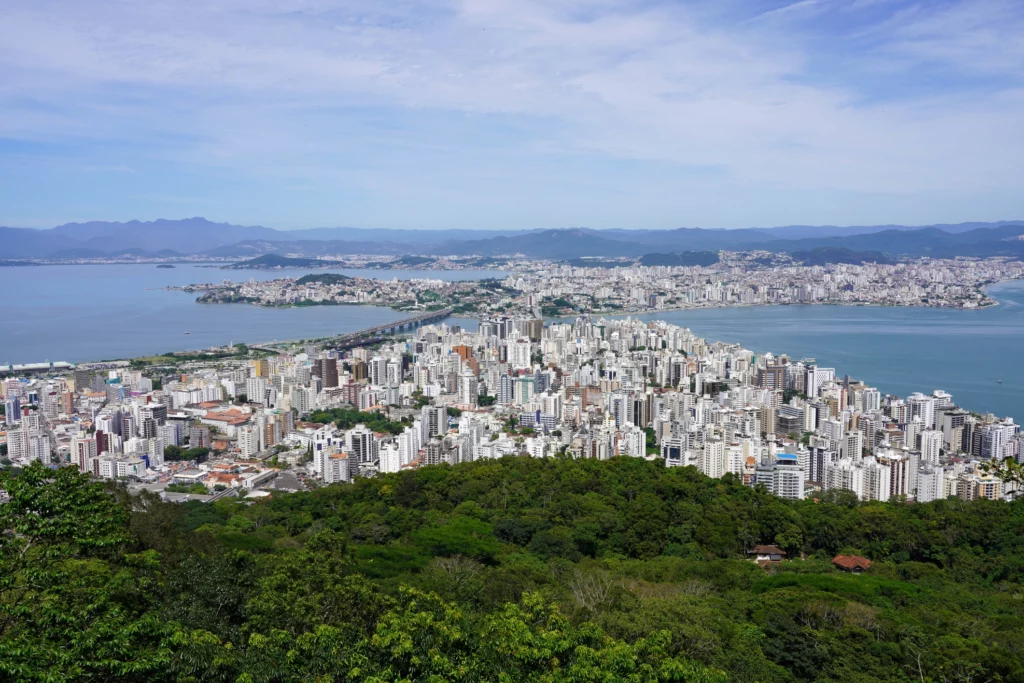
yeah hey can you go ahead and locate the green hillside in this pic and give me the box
[3,456,1023,681]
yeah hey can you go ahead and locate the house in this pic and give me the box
[832,555,872,573]
[747,544,787,568]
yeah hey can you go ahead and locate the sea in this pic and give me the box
[1,264,1022,421]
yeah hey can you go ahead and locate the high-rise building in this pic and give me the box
[524,319,544,343]
[189,426,211,449]
[458,371,478,406]
[919,430,942,464]
[368,357,388,387]
[511,339,532,370]
[756,453,805,499]
[757,365,786,391]
[420,405,447,439]
[312,358,339,388]
[4,397,20,424]
[238,424,260,458]
[841,431,863,461]
[71,434,98,472]
[497,374,515,405]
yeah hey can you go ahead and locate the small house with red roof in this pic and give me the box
[832,555,872,573]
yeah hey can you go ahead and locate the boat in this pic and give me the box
[997,379,1002,383]
[184,331,191,335]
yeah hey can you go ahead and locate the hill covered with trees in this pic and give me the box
[2,456,1023,682]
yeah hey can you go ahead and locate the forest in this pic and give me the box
[2,455,1023,682]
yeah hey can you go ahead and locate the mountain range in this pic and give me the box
[2,217,1023,262]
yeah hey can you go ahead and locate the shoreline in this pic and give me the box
[179,273,1023,318]
[9,278,1020,368]
[109,281,1023,364]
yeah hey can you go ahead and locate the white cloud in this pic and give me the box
[0,0,1021,227]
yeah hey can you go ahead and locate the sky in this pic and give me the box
[1,0,1023,231]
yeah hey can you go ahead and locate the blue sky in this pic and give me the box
[1,0,1022,230]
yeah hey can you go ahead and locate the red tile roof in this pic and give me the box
[832,555,872,571]
[749,544,787,556]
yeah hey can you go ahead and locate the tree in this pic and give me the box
[981,457,1023,490]
[0,462,169,680]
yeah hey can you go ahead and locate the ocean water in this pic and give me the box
[616,279,1024,421]
[1,264,1021,421]
[0,264,506,364]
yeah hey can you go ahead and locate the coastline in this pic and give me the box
[180,273,1023,317]
[115,281,1024,363]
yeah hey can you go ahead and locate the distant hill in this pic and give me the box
[792,247,894,266]
[439,229,650,258]
[392,255,436,267]
[294,273,353,285]
[639,251,721,267]
[761,224,1024,259]
[226,254,346,269]
[2,218,1023,262]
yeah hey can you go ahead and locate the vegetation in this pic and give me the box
[307,407,413,435]
[294,273,353,286]
[639,251,721,267]
[164,445,211,462]
[791,247,894,266]
[227,254,346,269]
[3,456,1024,682]
[165,482,210,495]
[130,345,253,367]
[782,389,808,403]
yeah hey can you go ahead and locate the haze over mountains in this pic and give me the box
[2,218,1024,262]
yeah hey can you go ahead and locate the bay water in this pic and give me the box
[1,264,1021,421]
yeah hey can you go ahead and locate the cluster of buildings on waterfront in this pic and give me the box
[172,273,517,316]
[2,314,1020,505]
[171,255,1023,317]
[523,254,1022,312]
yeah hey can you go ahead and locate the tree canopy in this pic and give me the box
[2,456,1024,682]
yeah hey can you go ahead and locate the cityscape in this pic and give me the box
[3,308,1019,504]
[4,0,1024,679]
[169,254,1024,316]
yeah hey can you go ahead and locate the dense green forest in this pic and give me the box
[2,456,1023,682]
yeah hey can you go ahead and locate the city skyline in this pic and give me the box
[2,0,1024,229]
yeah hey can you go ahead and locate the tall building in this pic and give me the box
[420,405,447,439]
[4,397,20,424]
[313,358,339,388]
[458,371,478,406]
[524,319,544,343]
[511,339,532,370]
[701,438,726,478]
[189,426,211,449]
[757,365,786,391]
[756,453,805,499]
[497,374,515,405]
[71,434,98,472]
[908,393,936,429]
[919,430,942,464]
[368,357,388,387]
[251,359,270,377]
[347,424,375,459]
[841,431,863,461]
[238,424,260,458]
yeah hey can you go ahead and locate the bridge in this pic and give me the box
[332,307,454,347]
[250,307,454,353]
